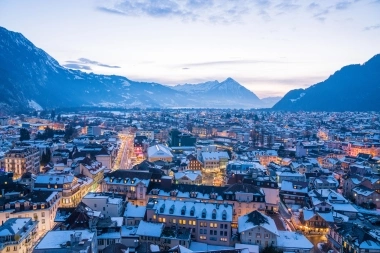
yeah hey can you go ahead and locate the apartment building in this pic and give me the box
[328,222,380,253]
[238,211,279,249]
[0,218,38,253]
[0,191,61,233]
[33,174,89,208]
[145,198,233,246]
[82,192,125,217]
[5,147,40,179]
[101,170,151,206]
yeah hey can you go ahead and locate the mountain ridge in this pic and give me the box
[272,54,380,111]
[0,26,272,112]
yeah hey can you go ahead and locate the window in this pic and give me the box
[103,207,106,211]
[200,236,206,240]
[173,218,176,223]
[220,224,223,229]
[42,219,45,224]
[224,231,227,236]
[224,224,227,229]
[94,204,97,208]
[220,231,223,236]
[220,238,227,242]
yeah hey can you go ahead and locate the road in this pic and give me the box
[305,234,327,253]
[113,132,134,170]
[267,212,286,231]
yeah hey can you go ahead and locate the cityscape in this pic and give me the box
[0,1,380,253]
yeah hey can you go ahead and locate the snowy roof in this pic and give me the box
[124,202,147,218]
[175,170,202,181]
[238,211,279,235]
[34,230,95,250]
[277,231,313,250]
[34,174,74,184]
[280,180,308,193]
[189,242,234,252]
[148,199,233,221]
[235,244,259,253]
[352,186,374,197]
[147,144,173,158]
[201,151,229,161]
[135,221,164,237]
[120,226,138,237]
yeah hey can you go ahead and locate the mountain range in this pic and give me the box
[0,26,379,112]
[0,27,278,112]
[273,54,380,111]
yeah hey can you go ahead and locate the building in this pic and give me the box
[277,231,314,253]
[0,191,61,233]
[33,230,97,253]
[33,174,89,208]
[123,202,146,226]
[81,192,125,217]
[145,198,233,246]
[147,144,173,162]
[238,211,279,249]
[280,180,309,206]
[201,151,230,173]
[174,170,202,185]
[101,170,152,206]
[5,147,40,179]
[328,222,380,253]
[0,218,38,253]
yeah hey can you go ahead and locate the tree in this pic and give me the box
[44,126,54,139]
[40,148,51,166]
[20,128,30,141]
[50,110,56,120]
[57,114,61,122]
[261,246,283,253]
[64,125,75,142]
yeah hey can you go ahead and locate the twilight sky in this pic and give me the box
[0,0,379,98]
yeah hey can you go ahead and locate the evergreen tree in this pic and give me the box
[19,128,30,141]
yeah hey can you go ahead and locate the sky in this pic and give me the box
[0,0,379,98]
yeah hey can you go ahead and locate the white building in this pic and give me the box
[0,191,61,233]
[238,210,279,249]
[0,218,38,253]
[33,230,97,253]
[82,192,125,217]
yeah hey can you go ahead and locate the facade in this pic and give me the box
[0,191,61,233]
[280,180,309,206]
[174,170,202,185]
[33,174,88,208]
[238,211,279,249]
[0,218,38,253]
[328,222,380,253]
[145,198,233,246]
[101,170,151,206]
[5,147,40,179]
[81,192,125,217]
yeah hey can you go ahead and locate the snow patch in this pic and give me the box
[28,100,43,111]
[123,80,130,87]
[290,93,305,103]
[145,90,153,94]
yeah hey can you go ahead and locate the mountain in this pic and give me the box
[260,96,282,107]
[0,27,266,111]
[172,78,264,108]
[273,55,380,111]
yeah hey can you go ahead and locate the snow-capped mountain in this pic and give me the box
[172,78,264,108]
[0,26,270,111]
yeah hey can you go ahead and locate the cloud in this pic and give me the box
[65,58,121,69]
[335,1,352,10]
[363,24,380,31]
[97,0,274,23]
[63,64,92,70]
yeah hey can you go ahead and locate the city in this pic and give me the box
[0,109,379,253]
